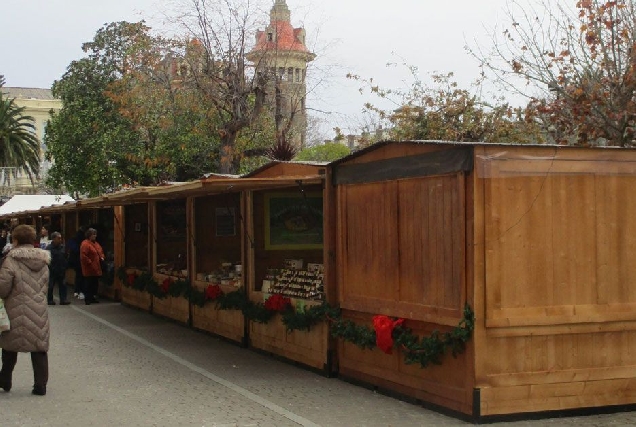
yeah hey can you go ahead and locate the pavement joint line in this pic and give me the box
[71,305,320,427]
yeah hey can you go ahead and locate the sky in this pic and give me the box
[1,0,515,138]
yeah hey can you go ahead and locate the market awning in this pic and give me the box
[94,175,324,205]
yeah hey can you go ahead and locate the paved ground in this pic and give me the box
[2,299,636,426]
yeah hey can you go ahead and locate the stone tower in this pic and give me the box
[247,0,315,147]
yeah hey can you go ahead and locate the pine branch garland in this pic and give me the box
[117,267,475,369]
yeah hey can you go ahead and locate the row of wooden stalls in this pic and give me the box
[7,141,636,422]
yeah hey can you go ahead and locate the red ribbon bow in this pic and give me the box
[161,278,172,294]
[205,284,223,301]
[372,315,404,354]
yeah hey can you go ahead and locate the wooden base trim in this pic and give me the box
[480,378,636,416]
[484,365,636,388]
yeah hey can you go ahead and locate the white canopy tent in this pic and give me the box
[0,195,75,216]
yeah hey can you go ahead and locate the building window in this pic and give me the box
[302,69,306,82]
[278,67,284,79]
[267,32,273,42]
[295,68,300,82]
[287,67,293,81]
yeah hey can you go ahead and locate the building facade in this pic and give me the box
[247,0,315,147]
[1,87,61,195]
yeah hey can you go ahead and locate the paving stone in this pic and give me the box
[2,300,636,427]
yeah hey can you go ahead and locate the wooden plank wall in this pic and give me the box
[124,204,149,269]
[338,174,465,324]
[474,146,636,416]
[336,170,471,414]
[190,194,244,343]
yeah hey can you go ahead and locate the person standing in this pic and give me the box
[39,225,51,249]
[46,232,69,306]
[0,225,51,396]
[80,228,104,305]
[67,227,86,300]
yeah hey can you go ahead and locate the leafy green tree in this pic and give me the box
[0,75,41,185]
[106,37,221,181]
[295,142,350,162]
[46,22,224,196]
[45,22,151,196]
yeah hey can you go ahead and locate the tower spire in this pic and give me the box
[270,0,291,22]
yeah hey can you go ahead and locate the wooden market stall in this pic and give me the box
[186,175,245,344]
[144,170,328,347]
[149,187,191,324]
[330,140,636,421]
[105,187,154,311]
[244,162,334,371]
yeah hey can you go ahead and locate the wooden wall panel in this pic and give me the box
[338,173,465,322]
[484,154,636,326]
[341,182,399,302]
[596,176,636,304]
[475,146,636,416]
[337,312,473,415]
[398,175,464,311]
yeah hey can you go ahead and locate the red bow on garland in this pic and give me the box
[264,294,292,312]
[205,284,223,301]
[127,273,137,286]
[161,277,172,294]
[372,315,405,354]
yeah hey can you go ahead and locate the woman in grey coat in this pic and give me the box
[0,225,51,396]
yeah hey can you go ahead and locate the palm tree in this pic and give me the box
[0,76,41,185]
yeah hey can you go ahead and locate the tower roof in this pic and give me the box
[249,0,313,58]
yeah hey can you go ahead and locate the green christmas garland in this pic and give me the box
[117,267,475,368]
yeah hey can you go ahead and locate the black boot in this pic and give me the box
[31,386,46,396]
[0,371,11,392]
[0,349,17,392]
[31,352,48,396]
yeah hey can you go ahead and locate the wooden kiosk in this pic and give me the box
[188,176,245,344]
[107,188,154,311]
[150,189,190,324]
[244,162,334,371]
[330,140,636,420]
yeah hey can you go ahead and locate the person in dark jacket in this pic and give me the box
[0,224,51,396]
[66,227,85,300]
[46,232,69,305]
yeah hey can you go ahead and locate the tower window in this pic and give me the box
[267,32,273,42]
[295,68,300,82]
[288,67,293,81]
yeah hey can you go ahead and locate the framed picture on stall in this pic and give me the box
[264,192,323,250]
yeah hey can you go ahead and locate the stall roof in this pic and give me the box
[243,160,328,177]
[129,175,324,200]
[329,139,633,166]
[0,195,74,217]
[71,170,323,205]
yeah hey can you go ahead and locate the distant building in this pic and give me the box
[1,87,62,195]
[247,0,315,147]
[344,126,390,151]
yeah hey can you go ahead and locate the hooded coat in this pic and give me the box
[0,245,51,352]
